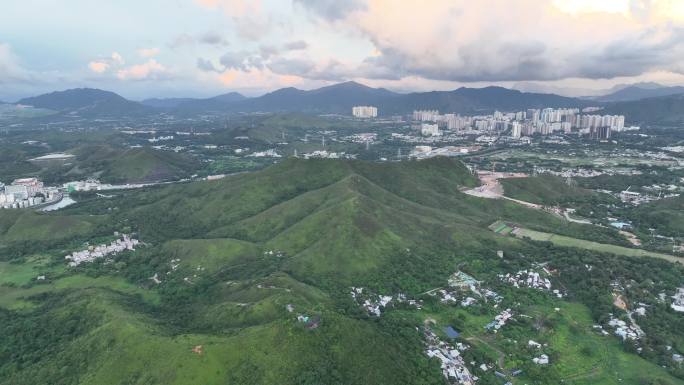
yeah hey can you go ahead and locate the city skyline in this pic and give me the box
[2,0,684,100]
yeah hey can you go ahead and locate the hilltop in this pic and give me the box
[18,88,153,118]
[0,158,682,385]
[71,146,200,183]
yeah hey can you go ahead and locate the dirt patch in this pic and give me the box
[613,294,628,310]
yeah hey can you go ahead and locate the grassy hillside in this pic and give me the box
[0,211,101,243]
[604,93,684,124]
[500,174,615,206]
[628,195,684,238]
[1,157,683,385]
[72,146,199,183]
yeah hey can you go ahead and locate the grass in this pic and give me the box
[499,174,612,206]
[0,274,160,309]
[0,255,63,286]
[521,302,681,385]
[163,238,262,274]
[0,211,100,243]
[510,226,681,263]
[0,157,682,385]
[1,288,443,385]
[101,147,199,183]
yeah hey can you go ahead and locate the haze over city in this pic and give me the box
[2,0,684,100]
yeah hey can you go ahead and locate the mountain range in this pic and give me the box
[590,83,684,102]
[603,93,684,124]
[10,81,684,123]
[141,92,248,111]
[14,82,589,117]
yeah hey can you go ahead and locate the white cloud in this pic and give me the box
[111,52,125,65]
[294,0,684,83]
[193,0,261,17]
[137,48,160,58]
[116,59,168,80]
[0,43,30,84]
[88,61,109,73]
[88,52,126,74]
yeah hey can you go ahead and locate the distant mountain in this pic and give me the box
[218,81,398,114]
[604,93,684,124]
[173,92,248,113]
[593,83,684,102]
[18,88,152,117]
[140,97,198,108]
[204,81,588,115]
[512,82,599,97]
[382,86,590,115]
[17,82,595,118]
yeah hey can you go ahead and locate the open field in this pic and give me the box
[498,223,682,264]
[0,275,160,309]
[487,148,680,168]
[0,255,64,286]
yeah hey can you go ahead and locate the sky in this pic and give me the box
[1,0,684,101]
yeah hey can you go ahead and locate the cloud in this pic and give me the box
[293,0,684,83]
[197,57,220,72]
[137,47,160,58]
[170,31,230,48]
[204,66,306,91]
[88,61,109,73]
[111,52,124,65]
[232,16,272,41]
[202,38,316,76]
[116,59,168,80]
[283,40,308,51]
[194,0,261,17]
[0,43,30,84]
[199,31,229,46]
[88,52,125,74]
[193,0,270,41]
[218,51,265,71]
[293,0,366,21]
[267,57,316,75]
[170,33,195,48]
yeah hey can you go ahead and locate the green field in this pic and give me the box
[0,274,160,309]
[510,226,682,263]
[489,220,514,235]
[499,174,615,206]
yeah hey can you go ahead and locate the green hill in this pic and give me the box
[72,146,199,183]
[628,195,684,237]
[500,174,615,206]
[1,157,682,385]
